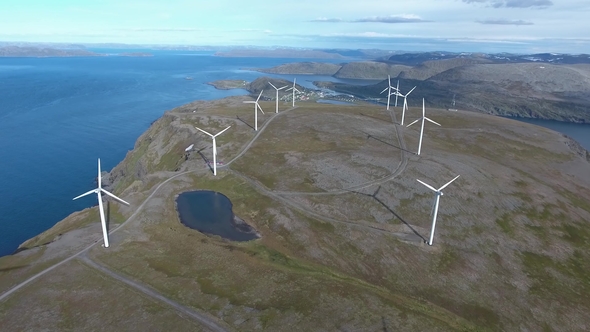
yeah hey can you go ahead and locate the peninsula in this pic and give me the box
[1,95,589,331]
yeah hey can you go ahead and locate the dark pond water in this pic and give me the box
[176,191,259,241]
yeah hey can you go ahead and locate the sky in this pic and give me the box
[0,0,589,53]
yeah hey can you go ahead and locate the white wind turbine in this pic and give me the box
[380,75,399,111]
[243,90,265,131]
[285,78,301,107]
[195,126,231,176]
[73,158,129,248]
[268,82,288,113]
[416,175,460,246]
[399,85,417,126]
[406,98,440,155]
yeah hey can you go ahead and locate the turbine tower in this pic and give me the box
[285,78,301,107]
[399,85,417,126]
[416,175,460,246]
[195,126,231,176]
[394,80,400,107]
[73,158,130,248]
[243,90,265,131]
[268,82,288,113]
[380,75,399,111]
[407,98,440,156]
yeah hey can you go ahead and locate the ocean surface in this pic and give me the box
[1,50,589,257]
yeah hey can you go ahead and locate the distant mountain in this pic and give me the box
[315,62,590,123]
[0,46,100,57]
[215,49,345,59]
[385,51,590,65]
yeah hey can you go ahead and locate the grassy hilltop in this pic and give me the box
[1,97,590,331]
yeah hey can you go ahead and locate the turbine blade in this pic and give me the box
[381,87,388,94]
[256,90,263,102]
[388,75,391,86]
[268,82,277,90]
[243,101,256,104]
[98,158,102,189]
[425,117,441,126]
[406,118,421,127]
[101,189,130,205]
[438,175,460,191]
[195,126,213,137]
[213,125,231,137]
[279,86,288,90]
[257,104,265,114]
[286,87,293,92]
[417,179,438,192]
[407,86,417,95]
[73,189,97,200]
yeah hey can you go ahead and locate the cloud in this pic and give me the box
[463,0,553,8]
[309,14,430,24]
[477,19,534,25]
[309,17,344,22]
[353,14,431,23]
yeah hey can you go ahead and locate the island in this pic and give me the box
[206,79,249,90]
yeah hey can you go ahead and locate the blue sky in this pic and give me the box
[0,0,588,53]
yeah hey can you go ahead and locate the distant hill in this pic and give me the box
[258,62,342,75]
[398,58,492,80]
[315,62,590,123]
[247,76,305,99]
[334,61,410,79]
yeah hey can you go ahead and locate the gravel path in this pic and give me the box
[78,253,229,332]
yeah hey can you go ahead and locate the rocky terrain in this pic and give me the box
[1,96,589,331]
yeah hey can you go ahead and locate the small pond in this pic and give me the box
[316,99,355,105]
[176,190,259,241]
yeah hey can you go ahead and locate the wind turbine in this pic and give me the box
[379,75,399,111]
[243,90,265,131]
[73,158,129,248]
[416,175,460,246]
[195,126,231,176]
[399,85,417,126]
[268,82,288,113]
[406,98,440,155]
[285,78,301,107]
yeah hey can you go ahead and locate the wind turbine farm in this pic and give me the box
[2,42,590,332]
